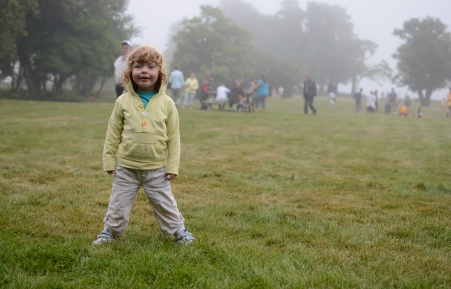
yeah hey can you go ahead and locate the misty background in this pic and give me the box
[128,0,451,100]
[2,0,451,102]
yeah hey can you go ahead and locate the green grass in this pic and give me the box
[0,95,450,288]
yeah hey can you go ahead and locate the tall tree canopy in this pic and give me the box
[0,0,37,61]
[0,0,37,88]
[1,0,135,100]
[171,4,299,97]
[171,5,253,85]
[393,17,451,106]
[219,0,377,93]
[303,2,376,90]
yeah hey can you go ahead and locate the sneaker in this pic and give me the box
[175,231,195,244]
[92,230,114,245]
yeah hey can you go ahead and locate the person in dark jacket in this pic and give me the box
[303,74,317,115]
[229,81,244,111]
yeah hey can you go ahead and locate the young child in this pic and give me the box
[398,104,408,117]
[93,45,195,245]
[416,106,424,118]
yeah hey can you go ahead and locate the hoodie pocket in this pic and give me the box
[120,140,166,161]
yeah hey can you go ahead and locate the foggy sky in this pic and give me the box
[127,0,451,99]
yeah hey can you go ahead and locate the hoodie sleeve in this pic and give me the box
[165,100,180,175]
[103,101,124,171]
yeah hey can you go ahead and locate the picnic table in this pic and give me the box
[204,92,253,112]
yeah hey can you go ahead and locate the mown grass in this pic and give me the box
[0,95,450,288]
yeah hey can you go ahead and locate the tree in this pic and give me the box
[13,0,135,100]
[393,17,451,106]
[352,60,393,94]
[218,0,304,96]
[0,0,37,92]
[0,0,37,60]
[172,5,253,85]
[220,0,376,95]
[303,2,376,92]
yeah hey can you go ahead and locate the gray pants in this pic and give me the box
[171,88,182,105]
[103,165,185,237]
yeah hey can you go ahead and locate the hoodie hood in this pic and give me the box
[126,45,168,96]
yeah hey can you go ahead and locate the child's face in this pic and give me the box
[132,61,160,92]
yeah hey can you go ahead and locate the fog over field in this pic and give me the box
[127,0,451,100]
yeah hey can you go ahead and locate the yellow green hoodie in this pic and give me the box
[103,46,180,174]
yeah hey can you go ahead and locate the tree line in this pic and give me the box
[170,0,387,98]
[170,0,451,105]
[0,0,134,100]
[1,0,450,105]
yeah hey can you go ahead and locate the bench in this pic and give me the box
[203,91,253,112]
[205,99,228,111]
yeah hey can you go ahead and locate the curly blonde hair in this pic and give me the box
[122,45,168,92]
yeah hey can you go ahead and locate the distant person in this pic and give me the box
[278,86,284,97]
[384,102,391,114]
[404,94,412,108]
[183,72,198,109]
[207,70,214,96]
[254,73,269,113]
[303,74,317,115]
[93,45,195,245]
[416,106,424,118]
[446,87,451,119]
[271,88,276,98]
[328,82,337,109]
[216,83,230,111]
[199,70,214,110]
[229,81,244,111]
[366,91,376,115]
[327,82,337,95]
[200,79,210,110]
[353,88,363,114]
[242,77,254,104]
[399,105,409,117]
[374,90,379,112]
[388,88,398,114]
[113,40,132,98]
[168,65,184,106]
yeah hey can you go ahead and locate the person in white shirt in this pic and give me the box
[215,83,230,110]
[366,91,376,115]
[113,40,132,98]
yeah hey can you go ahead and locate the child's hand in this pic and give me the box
[107,170,115,175]
[166,173,177,181]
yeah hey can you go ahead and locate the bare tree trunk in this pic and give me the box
[85,72,90,98]
[417,89,432,106]
[417,89,426,106]
[95,74,109,97]
[425,88,432,107]
[351,77,358,96]
[53,76,65,100]
[13,64,24,93]
[18,51,41,98]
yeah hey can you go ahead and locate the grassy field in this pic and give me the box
[0,95,450,288]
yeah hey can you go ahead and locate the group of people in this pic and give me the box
[352,88,379,115]
[352,88,424,117]
[213,74,270,113]
[167,68,271,113]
